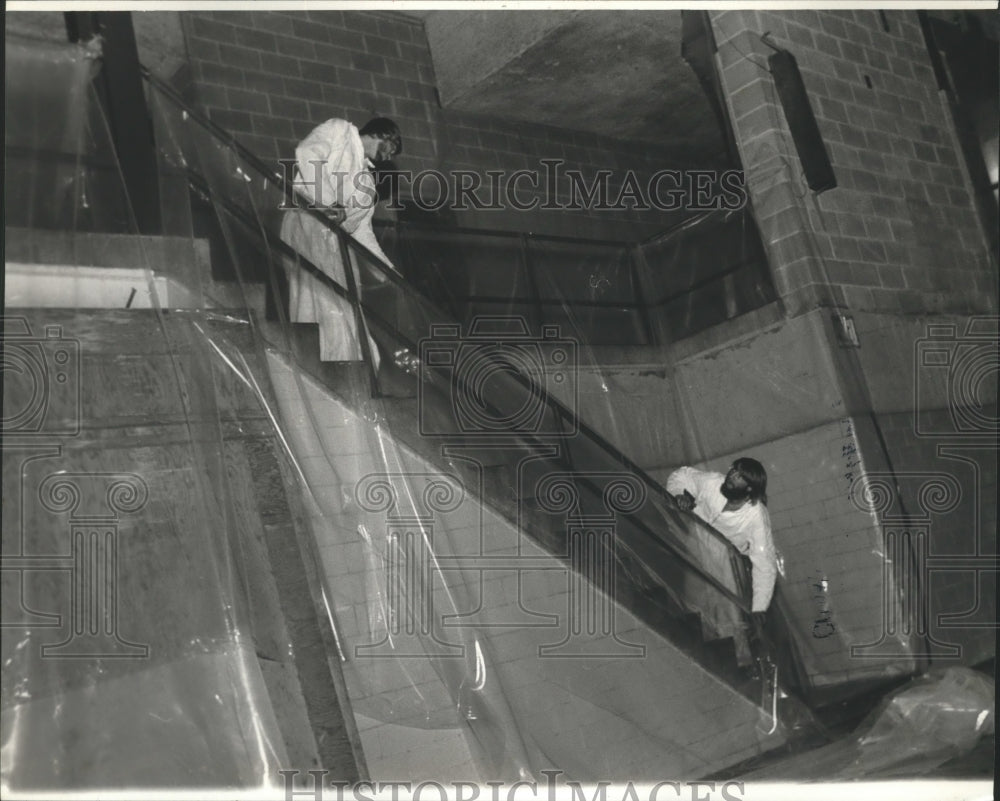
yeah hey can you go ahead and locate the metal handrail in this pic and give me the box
[374,216,632,248]
[425,257,767,310]
[140,66,759,619]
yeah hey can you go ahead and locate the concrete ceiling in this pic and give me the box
[423,10,727,164]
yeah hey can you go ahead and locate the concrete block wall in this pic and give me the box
[180,9,694,241]
[865,409,997,667]
[847,310,998,666]
[711,9,996,317]
[546,311,848,477]
[264,350,786,781]
[182,11,439,163]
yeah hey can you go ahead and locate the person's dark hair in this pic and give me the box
[732,457,768,505]
[360,117,403,157]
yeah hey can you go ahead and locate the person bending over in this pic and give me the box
[666,457,778,615]
[280,116,402,363]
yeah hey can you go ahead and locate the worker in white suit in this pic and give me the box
[667,457,778,616]
[280,117,402,364]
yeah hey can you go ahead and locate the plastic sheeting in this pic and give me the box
[5,21,985,792]
[743,667,995,779]
[136,64,804,783]
[3,35,288,792]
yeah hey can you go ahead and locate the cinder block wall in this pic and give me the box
[181,9,697,241]
[847,311,998,667]
[696,8,998,676]
[711,9,996,317]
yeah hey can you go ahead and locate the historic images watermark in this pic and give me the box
[913,316,998,439]
[849,315,998,659]
[348,315,650,660]
[352,468,649,661]
[277,160,749,214]
[417,317,578,439]
[1,316,81,437]
[279,769,747,801]
[1,316,150,659]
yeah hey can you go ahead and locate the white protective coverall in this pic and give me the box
[666,466,779,629]
[279,118,394,364]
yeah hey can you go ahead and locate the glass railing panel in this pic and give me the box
[375,223,469,320]
[640,210,751,302]
[524,237,650,345]
[540,413,747,607]
[344,234,451,351]
[542,305,650,347]
[659,279,730,342]
[390,225,534,315]
[638,207,776,341]
[527,239,636,303]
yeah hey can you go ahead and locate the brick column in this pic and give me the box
[710,9,995,318]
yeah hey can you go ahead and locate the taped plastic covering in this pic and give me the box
[743,666,994,779]
[133,64,813,783]
[4,20,946,790]
[429,199,929,700]
[3,33,287,791]
[383,195,925,702]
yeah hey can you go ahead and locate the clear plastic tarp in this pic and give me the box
[4,21,992,794]
[3,33,290,792]
[141,72,791,782]
[742,667,994,780]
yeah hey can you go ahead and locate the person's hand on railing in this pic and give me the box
[674,490,697,512]
[319,205,346,224]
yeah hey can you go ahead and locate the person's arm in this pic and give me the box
[340,169,378,234]
[295,120,371,233]
[748,513,778,612]
[666,466,704,511]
